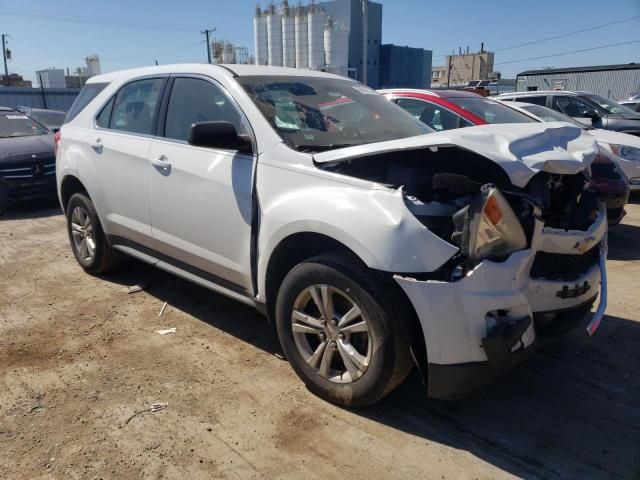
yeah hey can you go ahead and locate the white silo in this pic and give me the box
[222,42,236,64]
[253,5,268,65]
[307,1,326,70]
[325,19,349,76]
[281,1,296,68]
[266,2,283,66]
[294,4,308,69]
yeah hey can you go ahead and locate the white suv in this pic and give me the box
[57,64,608,406]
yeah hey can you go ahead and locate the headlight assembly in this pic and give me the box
[452,186,527,265]
[609,144,640,161]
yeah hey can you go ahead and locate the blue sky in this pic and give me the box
[1,0,639,83]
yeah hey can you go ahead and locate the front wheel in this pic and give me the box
[275,253,413,407]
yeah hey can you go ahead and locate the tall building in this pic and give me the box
[35,68,66,89]
[253,0,382,87]
[431,47,495,88]
[379,44,432,89]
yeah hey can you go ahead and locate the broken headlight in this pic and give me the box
[452,185,527,264]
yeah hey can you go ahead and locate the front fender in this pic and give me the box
[256,161,459,301]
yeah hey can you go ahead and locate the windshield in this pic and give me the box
[0,112,50,138]
[585,94,637,115]
[453,97,536,124]
[30,110,66,127]
[237,76,431,152]
[520,104,589,129]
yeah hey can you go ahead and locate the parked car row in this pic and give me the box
[52,64,613,406]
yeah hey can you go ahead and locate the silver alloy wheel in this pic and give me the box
[70,206,96,263]
[291,285,372,384]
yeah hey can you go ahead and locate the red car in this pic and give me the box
[380,89,629,226]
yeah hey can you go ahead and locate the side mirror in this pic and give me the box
[583,109,601,120]
[188,121,253,154]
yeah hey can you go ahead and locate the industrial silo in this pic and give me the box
[253,5,268,65]
[281,1,296,68]
[266,2,283,66]
[325,18,349,76]
[307,1,326,70]
[294,4,308,69]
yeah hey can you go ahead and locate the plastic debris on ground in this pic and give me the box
[154,327,176,335]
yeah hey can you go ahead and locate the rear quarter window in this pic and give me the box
[64,82,109,124]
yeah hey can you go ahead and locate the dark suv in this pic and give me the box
[498,91,640,136]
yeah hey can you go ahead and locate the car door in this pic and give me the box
[551,95,606,128]
[394,98,473,131]
[147,75,256,292]
[90,77,166,246]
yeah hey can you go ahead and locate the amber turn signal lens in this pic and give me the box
[484,195,503,225]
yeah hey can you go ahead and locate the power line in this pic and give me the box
[494,15,640,52]
[495,39,640,66]
[0,7,198,31]
[430,14,640,60]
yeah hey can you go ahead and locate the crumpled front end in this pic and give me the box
[315,123,607,399]
[395,177,608,399]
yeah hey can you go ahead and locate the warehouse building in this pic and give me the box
[515,63,640,101]
[379,44,432,89]
[431,47,495,88]
[253,0,382,87]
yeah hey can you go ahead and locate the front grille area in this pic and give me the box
[0,154,56,182]
[530,245,600,282]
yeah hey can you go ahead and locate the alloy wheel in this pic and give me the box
[291,285,372,383]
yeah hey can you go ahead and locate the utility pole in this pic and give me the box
[446,54,452,88]
[2,34,9,86]
[201,28,216,64]
[361,0,368,85]
[38,72,47,109]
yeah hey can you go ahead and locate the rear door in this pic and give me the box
[146,75,256,292]
[88,77,166,246]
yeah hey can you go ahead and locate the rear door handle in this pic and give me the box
[91,138,103,153]
[151,155,171,170]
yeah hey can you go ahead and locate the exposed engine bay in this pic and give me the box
[320,146,601,279]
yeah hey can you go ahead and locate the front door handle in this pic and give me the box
[151,155,171,171]
[91,138,103,153]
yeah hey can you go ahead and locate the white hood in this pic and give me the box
[313,122,598,188]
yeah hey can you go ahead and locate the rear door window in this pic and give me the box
[514,96,547,106]
[396,98,466,131]
[65,82,109,123]
[109,78,164,135]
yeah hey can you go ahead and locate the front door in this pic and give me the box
[552,95,606,129]
[147,76,255,292]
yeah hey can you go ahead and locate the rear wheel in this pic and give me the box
[66,192,121,274]
[275,253,412,407]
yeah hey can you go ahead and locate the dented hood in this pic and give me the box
[313,122,598,188]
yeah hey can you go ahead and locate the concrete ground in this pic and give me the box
[1,197,639,480]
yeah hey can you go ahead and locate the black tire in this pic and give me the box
[275,252,413,407]
[66,192,122,274]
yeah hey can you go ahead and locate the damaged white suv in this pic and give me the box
[57,65,607,406]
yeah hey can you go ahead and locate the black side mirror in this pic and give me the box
[583,109,601,120]
[188,121,253,154]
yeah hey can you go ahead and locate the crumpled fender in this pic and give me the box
[256,155,459,301]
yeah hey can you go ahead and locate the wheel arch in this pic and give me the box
[60,174,89,213]
[262,231,429,383]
